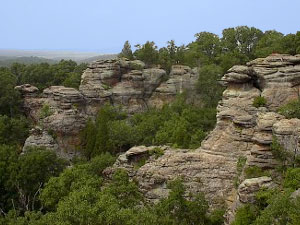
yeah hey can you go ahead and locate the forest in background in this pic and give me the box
[1,26,300,224]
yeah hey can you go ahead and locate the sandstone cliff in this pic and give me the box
[17,54,300,223]
[16,59,198,158]
[106,54,300,222]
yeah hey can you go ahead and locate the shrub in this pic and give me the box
[278,99,300,119]
[255,188,278,209]
[149,147,164,159]
[134,158,147,169]
[253,96,267,108]
[232,204,259,225]
[244,166,270,179]
[234,156,247,188]
[270,137,288,160]
[39,103,53,119]
[283,168,300,190]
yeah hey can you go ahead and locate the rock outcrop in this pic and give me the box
[17,54,300,222]
[107,54,300,219]
[226,176,274,223]
[17,59,199,157]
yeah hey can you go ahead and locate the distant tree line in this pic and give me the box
[120,26,300,72]
[119,26,300,108]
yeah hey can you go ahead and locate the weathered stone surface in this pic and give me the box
[148,65,199,108]
[238,176,273,204]
[273,118,300,158]
[23,127,58,152]
[15,84,39,96]
[17,59,197,158]
[106,146,168,178]
[222,65,252,83]
[108,146,237,205]
[256,112,284,131]
[18,54,300,223]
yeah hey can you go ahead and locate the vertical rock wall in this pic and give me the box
[17,59,199,158]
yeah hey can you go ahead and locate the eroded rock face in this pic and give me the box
[226,176,274,224]
[108,54,300,219]
[23,127,58,152]
[18,54,300,220]
[148,65,199,108]
[18,59,199,158]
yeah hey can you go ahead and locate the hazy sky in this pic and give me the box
[0,0,299,53]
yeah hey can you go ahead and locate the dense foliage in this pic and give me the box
[1,166,224,225]
[232,139,300,225]
[80,96,216,159]
[278,99,300,119]
[1,26,300,224]
[0,146,67,213]
[122,26,300,72]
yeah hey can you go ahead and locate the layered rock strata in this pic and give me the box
[18,54,300,219]
[108,54,300,218]
[17,59,199,157]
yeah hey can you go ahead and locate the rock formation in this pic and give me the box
[16,59,199,157]
[107,54,300,221]
[17,54,300,223]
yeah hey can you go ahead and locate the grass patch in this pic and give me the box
[253,96,267,108]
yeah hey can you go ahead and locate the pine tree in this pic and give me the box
[119,40,133,59]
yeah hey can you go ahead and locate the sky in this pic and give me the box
[0,0,299,53]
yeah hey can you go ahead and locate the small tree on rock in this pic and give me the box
[119,40,134,60]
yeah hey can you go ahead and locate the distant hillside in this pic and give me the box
[0,50,117,66]
[78,54,118,63]
[0,56,57,67]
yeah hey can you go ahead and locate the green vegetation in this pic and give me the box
[196,64,224,107]
[5,59,87,90]
[270,136,290,163]
[244,166,270,179]
[119,40,134,60]
[0,67,22,117]
[0,115,29,147]
[123,26,300,75]
[80,97,217,159]
[1,26,300,224]
[278,99,300,119]
[232,138,300,225]
[149,147,164,159]
[39,103,53,119]
[1,166,225,225]
[234,156,247,188]
[232,204,259,225]
[232,185,300,225]
[0,146,67,213]
[283,167,300,190]
[253,96,267,108]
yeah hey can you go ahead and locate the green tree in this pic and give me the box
[255,30,284,57]
[80,119,97,160]
[194,32,221,63]
[40,153,114,210]
[0,68,21,116]
[0,115,29,146]
[9,147,67,212]
[134,41,159,66]
[119,40,134,60]
[221,26,263,59]
[155,178,215,225]
[62,72,81,89]
[280,34,297,55]
[196,64,224,107]
[0,145,18,212]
